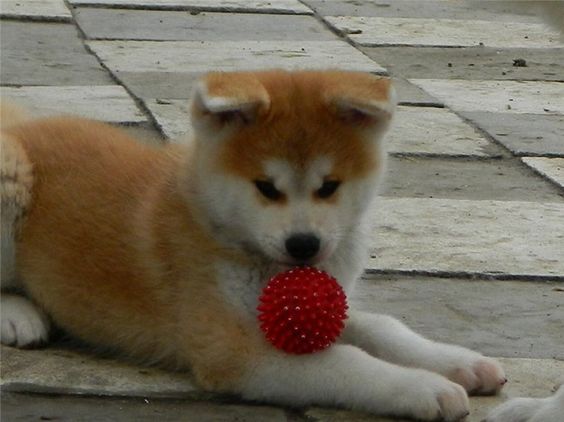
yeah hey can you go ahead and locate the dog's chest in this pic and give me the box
[214,260,274,318]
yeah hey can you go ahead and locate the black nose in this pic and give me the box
[285,233,320,261]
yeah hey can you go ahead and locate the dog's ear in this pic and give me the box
[325,74,396,129]
[191,72,270,138]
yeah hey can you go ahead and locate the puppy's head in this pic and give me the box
[188,70,395,266]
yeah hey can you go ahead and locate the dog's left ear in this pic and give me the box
[325,74,396,129]
[191,72,270,138]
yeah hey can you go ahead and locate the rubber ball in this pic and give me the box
[257,266,348,354]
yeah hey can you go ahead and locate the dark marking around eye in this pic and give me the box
[316,180,341,199]
[254,180,283,201]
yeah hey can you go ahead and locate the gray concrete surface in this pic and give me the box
[1,0,563,421]
[460,112,564,157]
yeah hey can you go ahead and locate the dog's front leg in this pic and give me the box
[237,344,470,421]
[341,311,506,395]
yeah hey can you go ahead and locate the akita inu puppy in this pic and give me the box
[1,70,505,421]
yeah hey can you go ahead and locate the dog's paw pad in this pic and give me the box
[1,295,49,348]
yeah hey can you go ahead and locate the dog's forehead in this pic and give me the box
[264,157,333,184]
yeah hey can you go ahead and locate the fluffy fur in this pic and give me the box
[1,70,506,421]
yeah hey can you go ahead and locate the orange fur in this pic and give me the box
[209,70,391,182]
[3,70,393,391]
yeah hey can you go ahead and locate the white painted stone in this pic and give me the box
[0,346,197,398]
[369,198,564,278]
[522,157,564,188]
[410,80,564,115]
[87,40,387,73]
[144,99,193,141]
[325,16,563,48]
[0,86,147,124]
[387,106,494,157]
[68,0,312,14]
[0,0,71,21]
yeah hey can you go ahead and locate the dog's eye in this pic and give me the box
[316,180,341,199]
[254,180,283,201]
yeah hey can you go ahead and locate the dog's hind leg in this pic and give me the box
[1,134,50,347]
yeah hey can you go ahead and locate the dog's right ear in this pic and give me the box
[190,72,270,139]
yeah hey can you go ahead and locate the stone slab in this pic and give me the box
[461,112,564,157]
[0,21,112,86]
[87,40,387,73]
[368,198,564,278]
[352,276,564,360]
[75,9,334,41]
[0,86,147,124]
[0,346,197,398]
[325,16,563,48]
[306,358,564,422]
[115,72,200,100]
[410,79,564,114]
[144,99,192,141]
[522,157,564,188]
[382,156,564,202]
[1,393,289,422]
[304,0,542,22]
[68,0,312,14]
[387,106,497,157]
[393,77,443,107]
[360,46,564,82]
[0,0,71,21]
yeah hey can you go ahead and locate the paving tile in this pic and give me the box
[360,46,564,82]
[410,80,564,114]
[304,0,542,22]
[305,358,564,422]
[367,198,564,278]
[460,112,564,157]
[87,40,387,73]
[75,8,334,41]
[0,86,147,124]
[68,0,312,14]
[325,16,563,48]
[114,72,199,100]
[0,21,112,86]
[1,393,289,422]
[0,0,72,21]
[387,106,497,157]
[144,99,192,140]
[393,77,443,107]
[522,157,564,188]
[382,157,564,202]
[352,276,564,360]
[0,346,197,397]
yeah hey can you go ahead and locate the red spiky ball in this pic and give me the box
[257,266,348,354]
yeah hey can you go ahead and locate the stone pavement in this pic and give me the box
[0,0,563,421]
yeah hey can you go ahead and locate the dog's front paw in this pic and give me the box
[1,294,49,348]
[484,397,548,422]
[485,387,564,422]
[446,355,506,396]
[400,370,470,422]
[424,343,506,395]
